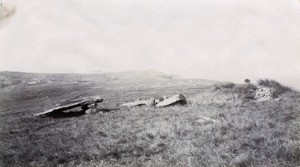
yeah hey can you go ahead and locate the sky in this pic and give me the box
[0,0,300,88]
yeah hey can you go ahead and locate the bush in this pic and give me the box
[244,79,251,84]
[232,84,257,102]
[213,83,257,102]
[258,79,292,95]
[0,80,10,88]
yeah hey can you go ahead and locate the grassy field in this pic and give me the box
[0,72,300,167]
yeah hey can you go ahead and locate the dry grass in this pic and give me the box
[0,75,300,167]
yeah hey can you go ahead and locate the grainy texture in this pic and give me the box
[0,72,299,167]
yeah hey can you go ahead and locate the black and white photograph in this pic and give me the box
[1,0,300,166]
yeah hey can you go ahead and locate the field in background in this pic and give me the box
[0,72,300,167]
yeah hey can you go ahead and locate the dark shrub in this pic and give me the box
[232,84,257,94]
[0,80,10,88]
[232,84,257,102]
[244,79,251,84]
[221,83,236,89]
[258,79,292,95]
[213,83,257,102]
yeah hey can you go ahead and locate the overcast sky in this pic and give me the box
[0,0,300,88]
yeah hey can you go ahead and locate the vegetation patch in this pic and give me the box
[0,74,299,167]
[258,79,293,98]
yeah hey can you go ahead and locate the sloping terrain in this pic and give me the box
[103,70,217,88]
[0,71,218,89]
[0,72,299,167]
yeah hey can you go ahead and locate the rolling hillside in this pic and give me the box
[0,72,299,167]
[0,71,218,89]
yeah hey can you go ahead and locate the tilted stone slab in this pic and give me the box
[155,94,187,107]
[34,96,103,117]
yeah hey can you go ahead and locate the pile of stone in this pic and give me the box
[254,87,273,102]
[120,94,187,108]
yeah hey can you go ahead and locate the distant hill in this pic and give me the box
[90,70,105,74]
[100,70,218,88]
[0,71,219,89]
[105,70,173,79]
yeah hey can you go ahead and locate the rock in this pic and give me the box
[34,96,103,117]
[120,94,188,108]
[154,99,161,104]
[154,97,164,104]
[156,94,187,107]
[88,103,98,109]
[146,97,156,107]
[85,102,98,114]
[254,87,272,101]
[85,108,97,114]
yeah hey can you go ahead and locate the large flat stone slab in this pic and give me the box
[34,96,103,117]
[155,94,187,107]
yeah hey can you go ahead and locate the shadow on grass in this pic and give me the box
[48,110,86,118]
[99,108,120,112]
[46,108,120,118]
